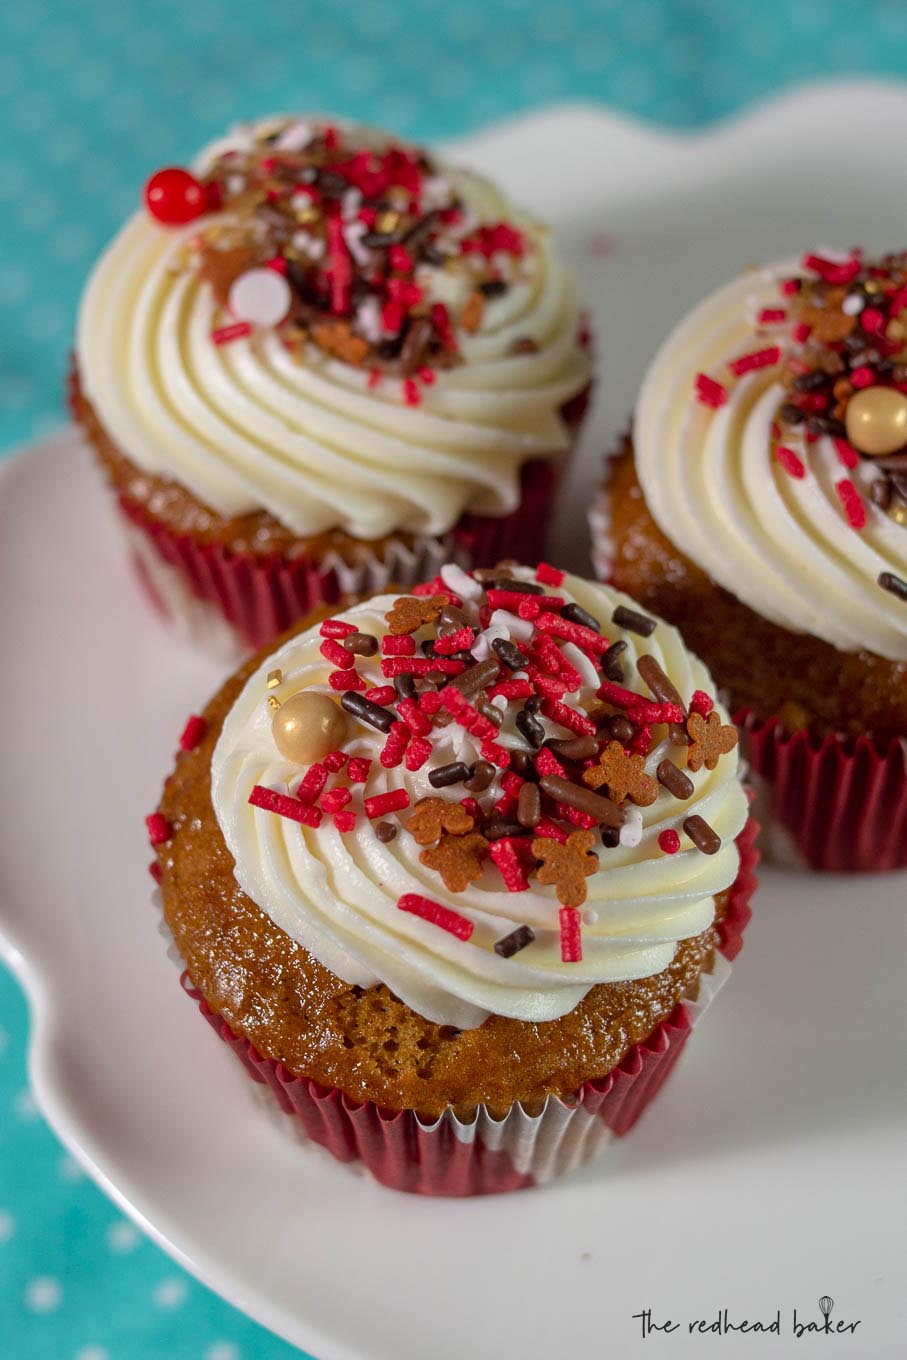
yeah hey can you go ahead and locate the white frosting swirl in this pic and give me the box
[635,259,907,661]
[211,569,748,1029]
[76,121,589,540]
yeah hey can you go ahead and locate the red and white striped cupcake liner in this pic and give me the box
[177,817,758,1197]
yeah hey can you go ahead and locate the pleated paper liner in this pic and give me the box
[738,712,907,872]
[173,818,758,1197]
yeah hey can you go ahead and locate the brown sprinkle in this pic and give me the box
[612,605,657,637]
[375,821,397,843]
[657,759,694,800]
[451,658,501,696]
[465,759,495,792]
[683,815,721,855]
[600,639,627,681]
[460,290,485,333]
[428,761,472,789]
[636,655,684,709]
[341,631,379,656]
[538,774,626,830]
[494,924,535,958]
[879,570,907,602]
[517,781,541,828]
[608,715,634,744]
[547,734,598,762]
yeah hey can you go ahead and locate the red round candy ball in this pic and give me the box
[144,167,208,225]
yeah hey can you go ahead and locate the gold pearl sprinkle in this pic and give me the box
[267,668,283,689]
[375,210,400,234]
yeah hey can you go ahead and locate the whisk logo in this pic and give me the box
[793,1294,862,1338]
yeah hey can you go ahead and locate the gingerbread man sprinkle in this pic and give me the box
[532,830,599,908]
[583,740,658,806]
[686,710,738,772]
[407,797,475,845]
[420,833,489,892]
[385,595,449,636]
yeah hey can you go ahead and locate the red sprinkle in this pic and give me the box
[297,762,329,802]
[780,278,801,296]
[149,860,162,884]
[381,634,416,656]
[398,893,473,941]
[835,478,867,530]
[364,789,410,819]
[396,697,431,736]
[850,365,876,389]
[404,736,433,771]
[480,739,511,769]
[689,690,714,717]
[330,668,366,691]
[380,721,410,768]
[801,252,861,286]
[326,213,352,315]
[434,626,474,655]
[347,757,372,783]
[534,818,568,844]
[541,698,596,737]
[381,657,466,677]
[658,829,681,855]
[146,812,171,846]
[489,838,530,892]
[536,562,565,587]
[332,810,358,833]
[535,611,608,655]
[321,788,352,815]
[535,747,567,779]
[728,345,781,376]
[860,307,885,335]
[248,785,323,828]
[694,373,728,408]
[211,321,253,345]
[364,685,396,706]
[792,322,812,344]
[559,906,583,963]
[774,445,806,478]
[320,618,357,639]
[402,378,421,406]
[323,750,349,773]
[178,714,206,752]
[320,637,355,669]
[833,437,860,470]
[758,307,787,324]
[486,678,534,702]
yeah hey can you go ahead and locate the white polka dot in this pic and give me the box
[0,266,29,306]
[26,302,66,343]
[14,1088,39,1121]
[205,1345,240,1360]
[25,1276,62,1314]
[106,1219,139,1253]
[609,64,657,109]
[123,28,168,68]
[153,1276,188,1309]
[191,82,233,124]
[0,1210,16,1244]
[619,0,666,44]
[519,61,565,101]
[76,1347,110,1360]
[372,92,421,132]
[434,61,475,101]
[101,90,148,133]
[177,2,219,37]
[58,1153,85,1183]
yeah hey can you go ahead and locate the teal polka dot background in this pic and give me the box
[1,0,906,1354]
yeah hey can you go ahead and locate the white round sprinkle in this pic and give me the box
[441,562,482,599]
[842,293,864,315]
[583,909,599,926]
[228,268,291,328]
[25,1276,62,1313]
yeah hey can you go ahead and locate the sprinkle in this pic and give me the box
[539,774,625,830]
[480,739,511,769]
[658,828,681,855]
[398,893,473,941]
[404,736,433,771]
[428,761,472,788]
[534,817,568,843]
[683,815,721,855]
[489,838,531,892]
[611,604,656,637]
[656,758,694,800]
[323,750,349,772]
[347,757,372,783]
[440,561,483,600]
[850,365,876,389]
[297,762,329,802]
[774,445,806,478]
[211,321,253,345]
[248,785,323,827]
[330,668,365,691]
[535,746,568,778]
[320,637,356,669]
[267,695,281,712]
[332,810,358,832]
[758,307,787,324]
[694,373,728,408]
[780,277,801,296]
[145,812,171,846]
[266,668,283,688]
[689,690,714,717]
[494,924,535,958]
[396,697,432,736]
[833,437,860,470]
[402,378,421,406]
[380,721,410,768]
[536,562,565,587]
[382,634,417,656]
[364,789,411,819]
[879,571,907,601]
[487,678,534,702]
[835,478,867,530]
[342,631,379,657]
[635,655,684,709]
[228,267,292,328]
[179,714,206,751]
[148,860,162,884]
[375,821,397,843]
[517,781,541,828]
[381,656,466,677]
[619,807,643,847]
[363,685,396,706]
[541,698,597,737]
[801,252,861,286]
[559,907,583,963]
[728,345,781,376]
[341,691,395,733]
[321,788,352,815]
[434,626,475,655]
[320,618,357,639]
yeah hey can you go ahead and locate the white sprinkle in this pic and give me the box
[341,186,362,220]
[561,641,600,692]
[441,562,482,600]
[274,120,313,152]
[619,808,643,848]
[490,695,507,712]
[344,218,372,267]
[290,189,316,213]
[420,175,454,210]
[228,268,291,328]
[225,173,246,196]
[292,229,324,261]
[490,609,534,642]
[25,1277,62,1313]
[842,293,864,315]
[356,294,383,343]
[583,909,599,926]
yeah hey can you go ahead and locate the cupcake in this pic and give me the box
[149,562,756,1196]
[72,117,591,657]
[595,249,907,872]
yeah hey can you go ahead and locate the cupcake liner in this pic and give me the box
[170,818,758,1197]
[116,456,563,661]
[738,712,907,872]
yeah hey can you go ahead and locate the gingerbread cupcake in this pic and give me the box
[595,249,907,872]
[149,563,756,1196]
[73,117,591,656]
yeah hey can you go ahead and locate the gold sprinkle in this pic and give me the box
[267,694,281,712]
[295,206,320,226]
[891,501,907,526]
[375,210,400,234]
[267,668,283,689]
[865,280,882,294]
[888,320,906,342]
